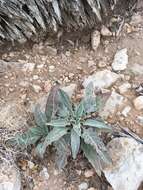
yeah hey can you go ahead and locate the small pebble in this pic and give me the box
[133,96,143,110]
[78,182,89,190]
[121,106,131,117]
[28,161,35,169]
[40,167,50,180]
[91,30,101,51]
[84,170,94,178]
[118,82,131,94]
[33,75,39,80]
[32,85,42,93]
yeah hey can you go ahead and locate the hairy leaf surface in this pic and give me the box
[81,142,102,176]
[71,129,80,159]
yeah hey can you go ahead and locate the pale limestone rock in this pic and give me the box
[133,96,143,110]
[99,91,124,119]
[101,25,112,36]
[91,30,101,51]
[78,182,89,190]
[118,82,131,94]
[103,137,143,190]
[121,106,131,117]
[83,70,119,89]
[112,49,128,71]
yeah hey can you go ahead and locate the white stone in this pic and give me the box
[32,84,42,93]
[112,49,128,71]
[40,167,49,180]
[91,30,101,51]
[118,82,131,94]
[101,25,112,36]
[37,64,44,69]
[100,91,124,119]
[0,163,21,190]
[49,65,55,72]
[33,75,39,80]
[78,182,89,190]
[103,137,143,190]
[84,170,94,178]
[28,161,35,169]
[83,70,119,90]
[136,116,143,125]
[22,62,35,72]
[62,84,77,98]
[133,96,143,110]
[121,106,131,117]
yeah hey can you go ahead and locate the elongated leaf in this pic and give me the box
[84,82,94,97]
[81,142,102,176]
[45,84,60,122]
[71,129,80,159]
[83,119,112,131]
[46,119,69,127]
[34,104,48,132]
[54,136,71,170]
[35,142,46,158]
[82,128,112,165]
[59,89,73,115]
[82,128,99,150]
[43,127,68,151]
[76,101,84,120]
[15,126,45,146]
[73,123,81,137]
[83,96,97,114]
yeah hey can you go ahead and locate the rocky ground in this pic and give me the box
[0,1,143,190]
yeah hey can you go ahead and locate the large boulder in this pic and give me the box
[103,137,143,190]
[0,163,21,190]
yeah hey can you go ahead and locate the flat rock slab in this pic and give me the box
[103,137,143,190]
[83,70,119,89]
[0,102,28,130]
[112,49,128,71]
[0,163,21,190]
[99,91,124,119]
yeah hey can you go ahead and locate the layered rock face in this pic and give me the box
[0,0,136,43]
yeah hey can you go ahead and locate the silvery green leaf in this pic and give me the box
[73,123,81,137]
[15,126,46,146]
[46,119,69,127]
[71,129,80,159]
[76,101,84,119]
[54,137,71,170]
[35,142,46,158]
[81,142,102,176]
[34,104,48,132]
[83,119,112,131]
[82,128,112,165]
[45,85,60,122]
[84,82,94,97]
[59,89,73,115]
[43,127,68,149]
